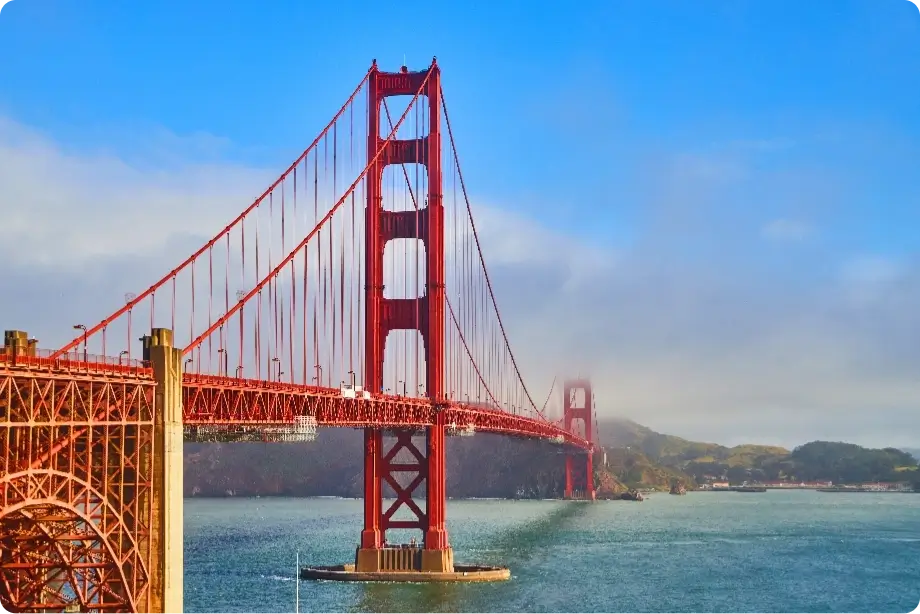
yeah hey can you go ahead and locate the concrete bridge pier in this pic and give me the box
[143,328,184,613]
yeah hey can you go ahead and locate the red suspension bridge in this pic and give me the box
[0,59,597,612]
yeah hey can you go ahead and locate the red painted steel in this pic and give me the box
[182,373,591,444]
[0,356,157,612]
[425,65,448,551]
[362,57,385,551]
[0,364,590,448]
[366,59,447,550]
[563,379,596,500]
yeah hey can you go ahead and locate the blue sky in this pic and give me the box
[0,0,918,446]
[2,0,918,247]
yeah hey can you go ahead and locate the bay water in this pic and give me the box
[185,491,920,613]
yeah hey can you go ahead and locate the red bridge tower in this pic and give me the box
[357,59,453,573]
[563,379,596,500]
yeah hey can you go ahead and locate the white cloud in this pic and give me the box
[466,204,618,291]
[0,117,275,268]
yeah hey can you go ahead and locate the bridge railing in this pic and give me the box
[0,347,153,377]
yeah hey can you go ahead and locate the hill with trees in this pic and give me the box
[596,418,920,488]
[779,441,917,484]
[601,446,695,490]
[595,418,788,484]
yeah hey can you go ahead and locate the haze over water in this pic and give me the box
[185,493,919,613]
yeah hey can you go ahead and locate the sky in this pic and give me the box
[0,0,918,449]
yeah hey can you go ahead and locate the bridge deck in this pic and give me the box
[0,355,592,451]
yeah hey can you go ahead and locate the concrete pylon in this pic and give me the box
[144,328,184,613]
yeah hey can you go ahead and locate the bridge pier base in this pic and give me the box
[422,547,455,572]
[354,546,454,573]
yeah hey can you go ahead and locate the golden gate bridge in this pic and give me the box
[0,59,597,612]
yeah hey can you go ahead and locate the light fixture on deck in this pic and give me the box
[73,324,87,362]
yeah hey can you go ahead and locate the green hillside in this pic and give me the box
[781,441,917,483]
[597,418,919,487]
[596,418,788,483]
[602,446,695,490]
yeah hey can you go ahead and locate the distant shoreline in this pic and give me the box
[699,486,919,493]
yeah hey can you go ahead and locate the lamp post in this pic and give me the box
[314,364,322,386]
[236,365,244,378]
[119,350,129,366]
[73,324,87,362]
[347,369,355,388]
[218,348,227,376]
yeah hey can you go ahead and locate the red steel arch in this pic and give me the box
[0,473,141,612]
